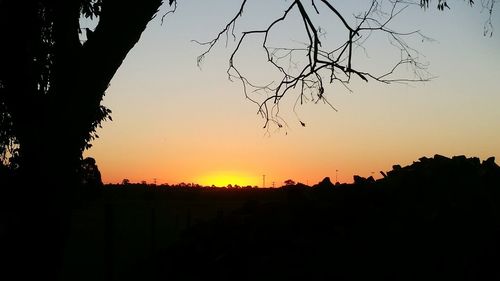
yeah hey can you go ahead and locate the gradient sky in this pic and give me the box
[83,0,500,186]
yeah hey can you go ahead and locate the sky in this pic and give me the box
[83,0,500,187]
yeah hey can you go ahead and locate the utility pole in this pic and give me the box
[336,170,338,183]
[262,174,266,188]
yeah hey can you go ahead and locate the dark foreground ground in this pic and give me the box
[60,155,500,280]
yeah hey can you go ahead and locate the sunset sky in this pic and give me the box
[83,1,500,187]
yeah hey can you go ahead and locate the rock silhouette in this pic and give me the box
[313,176,335,189]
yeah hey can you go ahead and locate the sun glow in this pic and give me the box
[196,172,259,187]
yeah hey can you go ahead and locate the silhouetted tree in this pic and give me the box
[0,0,174,189]
[80,157,102,186]
[284,179,296,186]
[79,157,103,200]
[0,0,172,279]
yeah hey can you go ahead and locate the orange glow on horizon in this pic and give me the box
[196,171,260,187]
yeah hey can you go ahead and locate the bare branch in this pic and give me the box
[196,0,490,130]
[193,0,248,67]
[482,0,496,37]
[161,0,177,25]
[319,0,354,32]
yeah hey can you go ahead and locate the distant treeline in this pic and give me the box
[110,180,260,189]
[106,154,500,190]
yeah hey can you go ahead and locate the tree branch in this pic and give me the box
[197,0,493,130]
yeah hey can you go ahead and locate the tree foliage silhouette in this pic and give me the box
[0,0,169,189]
[0,0,169,279]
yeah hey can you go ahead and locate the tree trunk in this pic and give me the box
[2,126,82,280]
[0,0,165,279]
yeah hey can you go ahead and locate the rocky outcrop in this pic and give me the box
[380,154,500,186]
